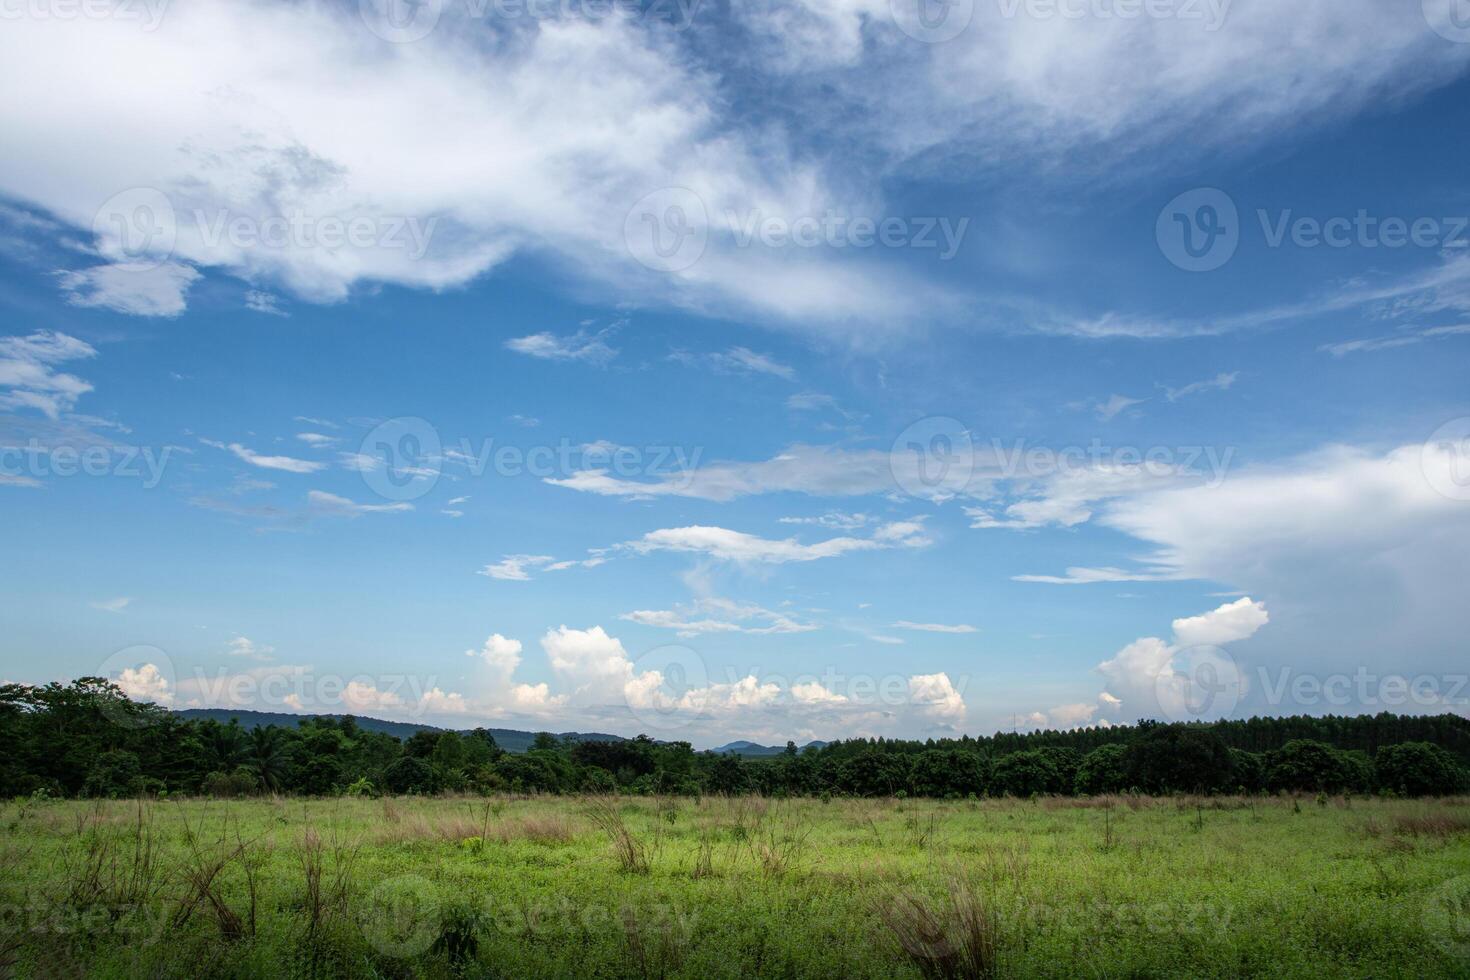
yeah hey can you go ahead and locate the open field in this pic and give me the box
[3,794,1469,978]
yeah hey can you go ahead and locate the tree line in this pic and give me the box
[3,679,1468,799]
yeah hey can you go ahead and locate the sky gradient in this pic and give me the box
[2,0,1469,747]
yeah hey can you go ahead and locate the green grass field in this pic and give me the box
[3,794,1469,978]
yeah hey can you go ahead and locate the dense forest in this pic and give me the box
[4,678,1468,799]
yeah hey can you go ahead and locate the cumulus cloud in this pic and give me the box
[115,663,173,705]
[1008,597,1270,730]
[227,636,275,661]
[466,633,524,674]
[1171,596,1270,648]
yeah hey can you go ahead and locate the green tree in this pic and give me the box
[1375,742,1467,796]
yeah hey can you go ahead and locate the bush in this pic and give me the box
[992,751,1064,796]
[1075,744,1129,795]
[201,766,258,798]
[81,749,141,798]
[1125,725,1234,794]
[382,756,433,794]
[1375,742,1468,797]
[1265,740,1365,794]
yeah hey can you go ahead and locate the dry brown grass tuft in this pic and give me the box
[875,875,997,980]
[495,814,575,845]
[1392,813,1470,838]
[585,797,652,874]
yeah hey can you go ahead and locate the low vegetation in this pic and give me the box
[1,794,1468,977]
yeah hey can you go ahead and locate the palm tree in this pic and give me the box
[247,725,290,792]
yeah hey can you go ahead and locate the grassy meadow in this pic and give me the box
[2,793,1469,978]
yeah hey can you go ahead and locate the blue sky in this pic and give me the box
[2,0,1469,746]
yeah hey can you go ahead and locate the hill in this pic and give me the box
[172,708,627,753]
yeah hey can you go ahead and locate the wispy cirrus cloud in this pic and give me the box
[203,439,326,474]
[505,329,618,365]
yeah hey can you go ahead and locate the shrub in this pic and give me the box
[1125,725,1234,794]
[1075,745,1128,795]
[1375,742,1469,797]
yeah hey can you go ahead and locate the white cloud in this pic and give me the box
[296,432,336,447]
[1093,598,1265,721]
[418,687,468,714]
[506,329,618,364]
[227,636,275,661]
[116,663,173,705]
[90,596,131,613]
[1163,372,1237,402]
[969,461,1200,532]
[1047,702,1100,729]
[1095,394,1145,422]
[477,553,604,581]
[907,673,966,722]
[620,597,817,637]
[337,452,380,473]
[56,262,198,317]
[466,633,524,676]
[0,331,96,419]
[548,442,995,502]
[734,0,1469,175]
[892,620,976,634]
[305,490,413,516]
[1171,596,1269,648]
[624,518,929,564]
[244,290,287,316]
[1319,323,1470,357]
[670,346,795,380]
[208,440,326,474]
[779,511,871,529]
[791,681,848,705]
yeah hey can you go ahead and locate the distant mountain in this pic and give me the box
[172,708,627,753]
[711,739,829,757]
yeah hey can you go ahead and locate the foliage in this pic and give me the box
[5,681,1470,800]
